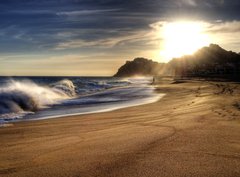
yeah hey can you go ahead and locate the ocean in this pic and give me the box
[0,76,164,125]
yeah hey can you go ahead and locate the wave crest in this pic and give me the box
[0,79,75,116]
[51,79,76,96]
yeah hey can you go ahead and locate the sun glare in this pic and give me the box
[160,21,210,62]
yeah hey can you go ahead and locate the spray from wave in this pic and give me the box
[0,79,76,118]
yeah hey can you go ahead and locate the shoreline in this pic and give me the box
[0,84,163,125]
[22,92,165,123]
[1,80,240,177]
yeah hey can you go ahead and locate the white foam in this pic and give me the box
[0,79,75,118]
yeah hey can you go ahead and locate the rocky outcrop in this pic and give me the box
[114,44,240,79]
[114,58,165,77]
[170,44,240,78]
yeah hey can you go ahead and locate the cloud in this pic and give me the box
[150,19,240,35]
[0,2,240,54]
[175,0,221,6]
[55,37,129,50]
[9,10,54,15]
[54,29,154,50]
[52,19,240,59]
[177,0,225,7]
[56,9,119,16]
[148,19,240,57]
[201,20,240,51]
[177,0,197,6]
[206,20,240,33]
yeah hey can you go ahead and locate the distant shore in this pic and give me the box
[1,80,240,177]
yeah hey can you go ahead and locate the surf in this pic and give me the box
[0,77,162,124]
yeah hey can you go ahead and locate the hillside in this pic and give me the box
[114,58,166,77]
[114,44,240,79]
[170,44,240,78]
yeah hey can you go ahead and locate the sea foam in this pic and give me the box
[0,79,75,117]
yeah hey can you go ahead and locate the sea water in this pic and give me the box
[0,76,164,125]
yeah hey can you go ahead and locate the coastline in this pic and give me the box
[23,90,164,122]
[0,77,157,124]
[1,80,240,177]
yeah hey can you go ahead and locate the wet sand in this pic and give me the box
[1,80,240,177]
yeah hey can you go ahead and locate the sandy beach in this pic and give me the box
[1,80,240,177]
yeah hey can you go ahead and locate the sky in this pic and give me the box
[0,0,240,76]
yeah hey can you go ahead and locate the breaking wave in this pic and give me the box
[0,79,75,116]
[51,79,76,97]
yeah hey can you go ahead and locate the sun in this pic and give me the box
[160,21,210,62]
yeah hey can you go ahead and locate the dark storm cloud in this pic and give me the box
[0,0,240,53]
